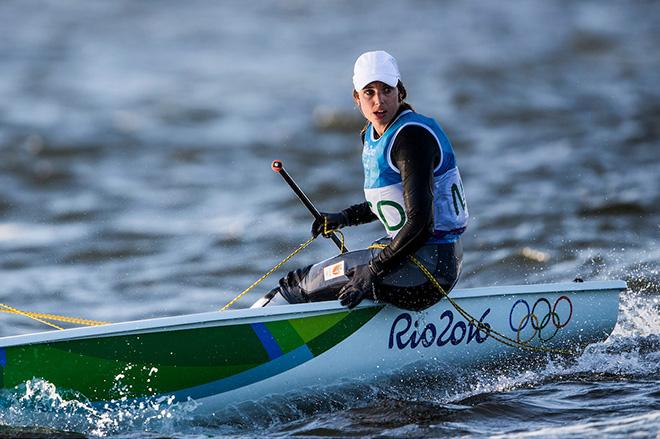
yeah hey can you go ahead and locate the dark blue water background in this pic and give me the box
[0,0,658,437]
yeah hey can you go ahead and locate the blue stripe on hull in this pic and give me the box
[251,322,283,359]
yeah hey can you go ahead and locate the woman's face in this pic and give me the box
[354,81,400,136]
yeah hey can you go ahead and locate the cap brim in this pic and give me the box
[353,73,399,91]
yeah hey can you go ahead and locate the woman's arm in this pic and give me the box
[369,125,439,276]
[342,201,378,226]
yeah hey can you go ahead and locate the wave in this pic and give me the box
[0,379,200,437]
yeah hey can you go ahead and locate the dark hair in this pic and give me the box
[397,81,414,111]
[354,80,414,136]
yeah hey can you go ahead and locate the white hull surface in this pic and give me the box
[0,280,625,414]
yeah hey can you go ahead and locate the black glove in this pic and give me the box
[311,212,348,238]
[338,263,377,309]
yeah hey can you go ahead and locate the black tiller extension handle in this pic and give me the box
[271,160,348,253]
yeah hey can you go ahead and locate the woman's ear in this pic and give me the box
[352,90,361,108]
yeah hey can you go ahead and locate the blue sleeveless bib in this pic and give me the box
[362,110,468,243]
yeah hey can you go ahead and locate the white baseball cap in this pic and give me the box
[352,50,401,91]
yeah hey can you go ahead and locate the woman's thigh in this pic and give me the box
[376,240,463,311]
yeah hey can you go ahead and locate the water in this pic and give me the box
[0,0,658,437]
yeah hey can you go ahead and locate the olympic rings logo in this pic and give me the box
[508,296,573,343]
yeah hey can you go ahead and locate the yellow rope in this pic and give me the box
[368,244,575,355]
[0,303,110,330]
[322,217,346,253]
[17,310,108,326]
[220,235,318,311]
[0,303,64,330]
[220,217,346,311]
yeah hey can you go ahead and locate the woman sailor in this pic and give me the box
[253,50,468,311]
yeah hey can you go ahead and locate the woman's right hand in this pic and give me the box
[311,212,347,237]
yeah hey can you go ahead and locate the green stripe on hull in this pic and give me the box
[288,311,348,342]
[53,325,269,365]
[1,306,381,401]
[264,320,305,353]
[307,309,381,356]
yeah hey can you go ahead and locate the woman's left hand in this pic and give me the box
[338,264,377,309]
